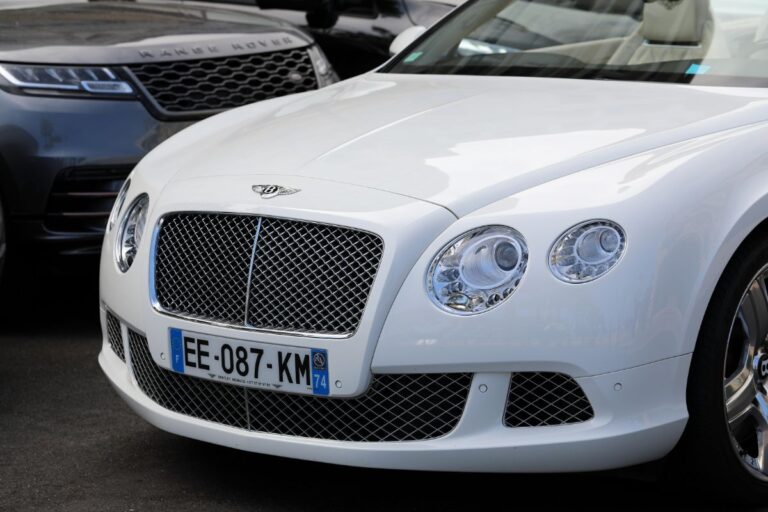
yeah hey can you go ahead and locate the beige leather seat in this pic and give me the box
[608,0,717,66]
[751,12,768,60]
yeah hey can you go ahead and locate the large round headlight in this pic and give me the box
[115,194,149,273]
[549,220,626,283]
[427,226,528,315]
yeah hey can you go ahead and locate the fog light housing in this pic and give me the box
[427,226,528,315]
[549,220,626,283]
[115,194,149,273]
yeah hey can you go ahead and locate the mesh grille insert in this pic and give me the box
[105,311,125,361]
[128,331,471,442]
[504,372,594,427]
[153,213,384,336]
[154,214,260,325]
[129,49,317,115]
[246,217,383,335]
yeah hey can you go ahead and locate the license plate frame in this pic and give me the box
[168,328,330,396]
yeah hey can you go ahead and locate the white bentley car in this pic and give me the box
[101,0,768,501]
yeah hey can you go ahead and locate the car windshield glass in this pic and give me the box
[385,0,768,87]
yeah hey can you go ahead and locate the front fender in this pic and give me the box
[372,121,768,377]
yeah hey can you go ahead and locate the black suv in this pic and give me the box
[0,0,336,277]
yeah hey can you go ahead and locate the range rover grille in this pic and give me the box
[152,213,384,336]
[128,331,472,442]
[129,49,317,115]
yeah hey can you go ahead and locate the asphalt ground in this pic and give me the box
[0,262,750,511]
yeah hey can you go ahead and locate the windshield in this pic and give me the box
[385,0,768,87]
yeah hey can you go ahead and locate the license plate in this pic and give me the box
[168,328,330,396]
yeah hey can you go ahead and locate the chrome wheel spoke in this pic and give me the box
[740,279,768,354]
[752,394,768,472]
[726,369,756,429]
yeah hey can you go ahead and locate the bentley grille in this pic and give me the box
[152,213,384,337]
[128,49,317,115]
[128,330,472,442]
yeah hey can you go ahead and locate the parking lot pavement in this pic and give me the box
[0,269,727,512]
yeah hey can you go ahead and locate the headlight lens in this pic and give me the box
[307,45,339,87]
[107,178,131,233]
[549,220,626,283]
[115,194,149,273]
[0,63,133,95]
[427,226,528,315]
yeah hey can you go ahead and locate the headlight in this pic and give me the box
[0,63,133,95]
[107,178,132,233]
[427,226,528,315]
[549,220,626,283]
[307,45,338,87]
[115,194,149,273]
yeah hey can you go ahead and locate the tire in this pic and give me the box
[679,230,768,504]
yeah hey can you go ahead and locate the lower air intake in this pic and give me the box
[504,372,594,427]
[105,311,125,362]
[128,331,472,442]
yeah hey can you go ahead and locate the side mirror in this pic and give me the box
[389,26,427,55]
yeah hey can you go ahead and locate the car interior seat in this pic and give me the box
[608,0,723,66]
[750,11,768,59]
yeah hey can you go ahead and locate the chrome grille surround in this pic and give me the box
[105,310,125,361]
[504,372,594,427]
[128,331,472,442]
[151,213,384,337]
[128,49,317,117]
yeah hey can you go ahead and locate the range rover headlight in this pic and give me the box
[427,226,528,315]
[115,194,149,273]
[107,177,131,233]
[549,220,626,283]
[0,63,134,95]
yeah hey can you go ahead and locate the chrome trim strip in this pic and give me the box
[242,217,263,324]
[148,217,164,313]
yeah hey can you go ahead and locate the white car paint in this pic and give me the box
[100,71,768,471]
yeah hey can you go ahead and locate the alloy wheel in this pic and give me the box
[724,265,768,478]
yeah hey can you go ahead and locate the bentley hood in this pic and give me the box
[146,73,768,217]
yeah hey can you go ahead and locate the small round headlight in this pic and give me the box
[427,226,528,315]
[549,220,626,283]
[115,194,149,273]
[107,177,131,233]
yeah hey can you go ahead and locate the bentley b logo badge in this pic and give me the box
[252,184,300,199]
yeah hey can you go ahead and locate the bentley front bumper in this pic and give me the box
[100,306,689,472]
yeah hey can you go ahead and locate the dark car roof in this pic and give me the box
[0,0,314,65]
